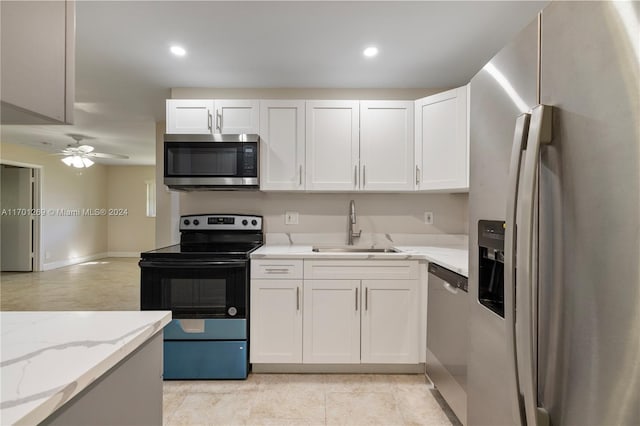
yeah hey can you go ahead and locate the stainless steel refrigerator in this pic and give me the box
[468,2,639,425]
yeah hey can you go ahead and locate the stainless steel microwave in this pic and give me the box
[164,134,259,190]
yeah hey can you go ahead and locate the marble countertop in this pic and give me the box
[0,311,171,425]
[252,244,468,277]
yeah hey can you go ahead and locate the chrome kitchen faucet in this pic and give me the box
[348,200,361,245]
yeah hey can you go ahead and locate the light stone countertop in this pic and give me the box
[0,311,171,425]
[251,244,468,277]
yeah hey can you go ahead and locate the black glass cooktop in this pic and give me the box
[141,242,262,259]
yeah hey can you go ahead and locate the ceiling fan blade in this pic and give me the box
[78,145,95,153]
[85,152,129,159]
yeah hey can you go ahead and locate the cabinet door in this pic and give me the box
[305,101,360,191]
[250,279,303,363]
[166,99,214,134]
[260,100,305,190]
[415,86,469,191]
[215,100,259,134]
[303,280,360,363]
[360,101,415,191]
[361,279,419,364]
[1,0,74,124]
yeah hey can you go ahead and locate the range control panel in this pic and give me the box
[180,214,262,231]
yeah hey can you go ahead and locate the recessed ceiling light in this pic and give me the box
[170,45,186,57]
[363,46,379,58]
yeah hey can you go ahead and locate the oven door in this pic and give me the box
[140,259,248,319]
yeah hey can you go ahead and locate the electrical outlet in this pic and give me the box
[424,211,434,225]
[285,211,299,225]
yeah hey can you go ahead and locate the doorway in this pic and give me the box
[1,162,42,272]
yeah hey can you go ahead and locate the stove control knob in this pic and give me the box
[251,219,258,226]
[242,219,248,226]
[193,219,200,226]
[228,307,238,317]
[183,219,190,226]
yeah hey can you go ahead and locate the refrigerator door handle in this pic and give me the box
[505,112,531,426]
[518,104,553,426]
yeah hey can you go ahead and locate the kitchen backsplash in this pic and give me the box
[179,191,469,236]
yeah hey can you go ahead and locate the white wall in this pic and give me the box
[0,141,108,269]
[180,191,469,236]
[1,142,157,269]
[107,166,156,255]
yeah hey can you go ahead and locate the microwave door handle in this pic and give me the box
[504,112,530,426]
[518,105,552,426]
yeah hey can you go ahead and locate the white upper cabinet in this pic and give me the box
[1,0,75,124]
[214,100,259,134]
[360,101,415,191]
[165,99,259,134]
[415,86,469,191]
[305,101,360,191]
[260,100,306,191]
[166,99,214,134]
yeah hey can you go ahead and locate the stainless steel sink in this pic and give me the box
[311,247,400,253]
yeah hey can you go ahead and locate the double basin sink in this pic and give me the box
[311,246,400,253]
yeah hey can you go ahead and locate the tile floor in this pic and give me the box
[1,258,459,426]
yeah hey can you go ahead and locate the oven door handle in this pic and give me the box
[139,260,247,268]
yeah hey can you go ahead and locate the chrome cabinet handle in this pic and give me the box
[504,112,530,426]
[296,286,300,311]
[208,112,213,131]
[354,165,358,187]
[216,111,222,132]
[365,287,369,310]
[299,165,303,186]
[355,287,358,311]
[517,105,552,426]
[265,268,289,273]
[416,165,420,185]
[362,165,366,188]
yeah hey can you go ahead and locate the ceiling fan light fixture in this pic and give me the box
[72,155,85,168]
[61,156,74,166]
[81,157,94,168]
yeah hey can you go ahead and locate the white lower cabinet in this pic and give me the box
[303,280,361,364]
[250,279,303,363]
[251,259,420,366]
[360,280,419,364]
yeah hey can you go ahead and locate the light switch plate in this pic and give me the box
[424,211,434,225]
[285,211,299,225]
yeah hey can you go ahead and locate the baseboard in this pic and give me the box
[251,363,425,374]
[43,252,110,271]
[107,252,141,258]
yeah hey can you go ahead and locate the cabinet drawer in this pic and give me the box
[304,260,418,280]
[252,259,303,279]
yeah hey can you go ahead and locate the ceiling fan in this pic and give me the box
[56,134,129,168]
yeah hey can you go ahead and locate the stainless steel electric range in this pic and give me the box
[139,214,263,379]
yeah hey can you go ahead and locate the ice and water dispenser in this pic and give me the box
[478,220,505,317]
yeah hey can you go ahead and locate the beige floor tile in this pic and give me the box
[1,258,140,311]
[253,374,326,392]
[322,374,393,393]
[250,390,325,422]
[325,392,403,426]
[165,391,256,426]
[394,388,453,426]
